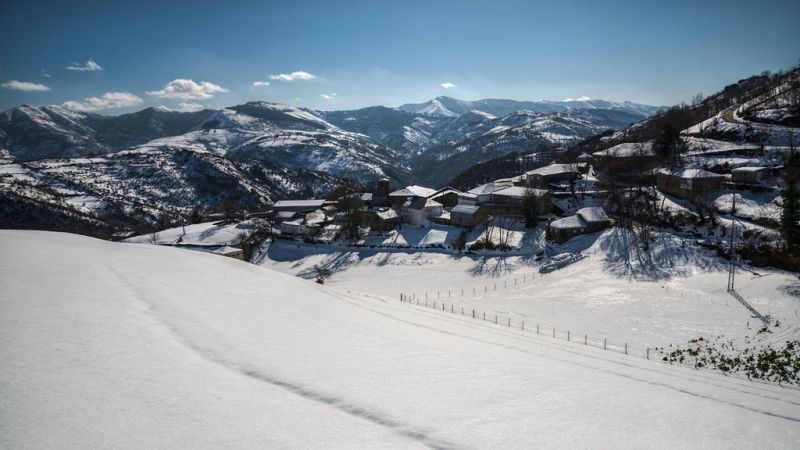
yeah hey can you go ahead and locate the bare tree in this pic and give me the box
[522,188,544,228]
[235,230,253,261]
[341,204,363,242]
[313,265,332,284]
[220,197,237,223]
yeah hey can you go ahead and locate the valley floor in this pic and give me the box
[2,230,800,448]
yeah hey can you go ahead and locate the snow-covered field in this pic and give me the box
[262,229,800,352]
[3,230,800,448]
[124,220,256,246]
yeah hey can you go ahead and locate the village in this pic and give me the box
[192,136,785,264]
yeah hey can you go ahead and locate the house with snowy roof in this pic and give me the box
[731,166,769,184]
[546,207,611,243]
[430,187,463,207]
[371,208,402,232]
[338,192,373,210]
[480,186,551,217]
[406,197,444,226]
[273,199,327,213]
[526,163,583,188]
[467,181,513,203]
[657,168,725,199]
[389,185,437,201]
[450,204,487,228]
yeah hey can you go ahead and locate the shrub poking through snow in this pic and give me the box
[655,332,800,385]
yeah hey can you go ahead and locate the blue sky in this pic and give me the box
[1,0,798,114]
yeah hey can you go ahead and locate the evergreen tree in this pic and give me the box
[781,148,800,252]
[653,124,685,168]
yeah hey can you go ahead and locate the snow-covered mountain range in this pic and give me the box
[0,96,659,232]
[397,96,664,118]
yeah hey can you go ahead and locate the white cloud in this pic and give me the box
[269,71,316,81]
[576,96,591,101]
[252,80,271,88]
[66,59,103,72]
[175,102,204,112]
[158,102,205,112]
[563,98,573,102]
[320,93,337,100]
[440,82,457,89]
[41,70,52,78]
[62,92,143,112]
[1,80,50,92]
[146,79,228,100]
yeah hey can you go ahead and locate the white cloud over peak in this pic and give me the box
[252,80,271,88]
[66,59,103,72]
[175,102,204,112]
[62,92,142,112]
[576,96,591,101]
[440,82,457,89]
[1,80,50,92]
[269,71,316,81]
[320,93,337,100]
[146,79,228,100]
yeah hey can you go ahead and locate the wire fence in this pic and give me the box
[399,292,654,360]
[399,271,542,303]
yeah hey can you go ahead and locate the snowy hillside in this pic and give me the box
[410,108,645,186]
[2,230,800,448]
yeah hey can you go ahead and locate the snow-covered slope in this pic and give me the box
[2,230,799,448]
[0,105,216,161]
[262,228,800,350]
[411,108,645,186]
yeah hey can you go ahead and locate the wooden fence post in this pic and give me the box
[536,324,539,334]
[553,328,555,338]
[625,343,628,355]
[646,348,650,360]
[472,309,475,318]
[507,317,510,327]
[567,331,570,341]
[483,312,486,321]
[495,314,497,324]
[522,321,525,331]
[584,334,587,345]
[604,338,606,350]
